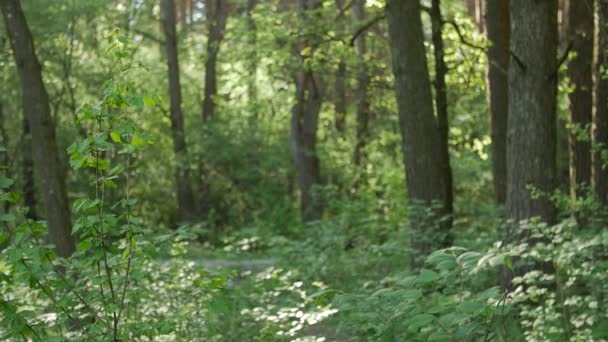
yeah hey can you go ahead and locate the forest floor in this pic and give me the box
[177,246,352,341]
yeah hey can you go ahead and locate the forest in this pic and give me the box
[0,0,607,340]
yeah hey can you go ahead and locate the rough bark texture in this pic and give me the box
[292,0,323,223]
[1,0,75,257]
[353,0,369,167]
[485,0,509,204]
[386,0,450,266]
[430,0,454,228]
[22,115,37,219]
[161,0,196,223]
[507,0,558,225]
[567,0,594,208]
[593,0,608,202]
[201,0,228,121]
[333,0,346,133]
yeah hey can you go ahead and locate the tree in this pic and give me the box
[429,0,454,227]
[593,0,608,202]
[161,0,196,223]
[1,0,75,257]
[386,0,450,266]
[201,0,228,121]
[485,0,509,204]
[334,0,347,133]
[567,0,594,210]
[22,116,37,219]
[466,0,484,32]
[353,0,369,168]
[292,0,324,222]
[247,0,258,119]
[507,0,558,226]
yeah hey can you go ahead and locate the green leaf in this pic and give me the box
[0,213,15,222]
[110,131,123,143]
[143,95,156,107]
[78,240,92,251]
[417,269,439,284]
[407,314,435,331]
[128,96,144,110]
[0,177,13,189]
[310,289,338,306]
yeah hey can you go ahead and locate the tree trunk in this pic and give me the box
[1,0,75,257]
[593,0,608,203]
[22,116,37,220]
[430,0,454,228]
[485,0,509,204]
[567,0,594,212]
[334,0,346,133]
[292,0,324,222]
[507,0,558,227]
[179,0,187,29]
[247,0,258,119]
[161,0,196,223]
[201,0,228,121]
[466,0,484,32]
[353,0,369,167]
[386,0,450,267]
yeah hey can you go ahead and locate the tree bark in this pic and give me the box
[247,0,258,119]
[485,0,509,204]
[466,0,484,32]
[567,0,594,211]
[22,116,37,219]
[507,0,558,226]
[386,0,450,266]
[592,0,608,203]
[1,0,75,257]
[430,0,454,228]
[161,0,196,223]
[334,0,347,133]
[292,0,324,222]
[201,0,228,121]
[353,0,369,167]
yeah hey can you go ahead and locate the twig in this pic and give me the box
[20,259,81,330]
[350,13,386,46]
[45,254,107,328]
[547,40,573,81]
[443,19,486,51]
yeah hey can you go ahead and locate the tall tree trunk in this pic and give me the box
[507,0,558,231]
[567,0,594,212]
[353,0,369,167]
[334,0,347,133]
[593,0,608,203]
[466,0,484,32]
[485,0,509,204]
[430,0,454,228]
[292,0,324,222]
[505,0,558,289]
[386,0,450,267]
[247,0,258,119]
[161,0,196,223]
[179,0,187,30]
[22,116,37,219]
[1,0,75,257]
[559,0,570,46]
[201,0,228,121]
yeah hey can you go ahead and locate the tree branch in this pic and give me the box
[443,19,486,51]
[349,13,386,46]
[547,40,573,80]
